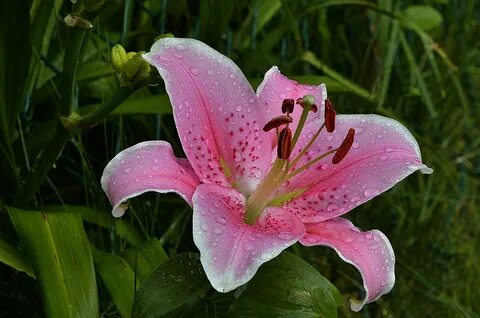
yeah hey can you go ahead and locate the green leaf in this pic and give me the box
[132,253,211,317]
[230,252,343,318]
[47,205,144,246]
[403,5,443,31]
[0,235,35,278]
[301,51,375,102]
[93,248,138,318]
[0,0,31,192]
[122,238,169,282]
[7,207,99,318]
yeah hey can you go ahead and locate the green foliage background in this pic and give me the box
[0,0,479,317]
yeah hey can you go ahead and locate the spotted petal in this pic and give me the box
[143,38,272,193]
[300,218,395,312]
[192,184,305,292]
[101,141,200,217]
[257,66,327,132]
[285,114,432,222]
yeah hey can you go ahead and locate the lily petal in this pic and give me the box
[101,141,200,217]
[285,114,432,222]
[143,38,272,193]
[257,66,327,131]
[300,218,395,312]
[192,184,305,292]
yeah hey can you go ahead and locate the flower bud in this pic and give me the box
[111,44,127,72]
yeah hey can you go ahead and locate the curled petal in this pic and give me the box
[300,218,395,311]
[285,114,432,223]
[192,184,305,292]
[257,66,327,132]
[101,141,200,216]
[143,38,271,193]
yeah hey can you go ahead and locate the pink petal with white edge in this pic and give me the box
[257,66,327,132]
[143,38,272,193]
[285,114,432,223]
[192,184,305,292]
[300,218,395,312]
[101,141,200,217]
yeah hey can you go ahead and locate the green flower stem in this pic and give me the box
[61,84,143,130]
[62,27,89,116]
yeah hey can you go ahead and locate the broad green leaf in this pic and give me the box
[403,5,443,32]
[47,205,144,246]
[8,207,99,318]
[123,238,169,282]
[132,253,211,317]
[230,252,343,318]
[0,235,35,278]
[93,248,139,318]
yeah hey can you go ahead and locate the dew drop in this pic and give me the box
[200,222,209,231]
[352,142,359,149]
[151,166,158,171]
[326,135,334,141]
[124,167,132,173]
[216,216,227,224]
[243,244,254,251]
[376,134,384,139]
[355,128,363,135]
[345,237,354,243]
[229,73,235,79]
[380,155,388,161]
[176,44,186,51]
[213,228,223,235]
[190,67,199,75]
[326,204,338,212]
[207,69,213,76]
[363,188,376,197]
[235,105,242,112]
[234,151,242,162]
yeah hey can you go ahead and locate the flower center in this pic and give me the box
[243,95,355,225]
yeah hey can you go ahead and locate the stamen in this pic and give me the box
[332,128,355,164]
[277,128,292,160]
[325,98,336,132]
[281,99,295,114]
[263,115,293,132]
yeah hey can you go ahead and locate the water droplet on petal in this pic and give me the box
[200,222,209,231]
[124,167,132,173]
[176,44,186,51]
[216,216,227,225]
[352,142,359,149]
[213,228,223,235]
[207,69,213,76]
[243,244,254,251]
[326,135,334,141]
[380,155,388,161]
[229,73,235,79]
[190,67,199,75]
[234,151,242,162]
[235,105,242,112]
[364,189,376,197]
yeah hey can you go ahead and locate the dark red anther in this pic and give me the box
[310,104,318,113]
[325,98,336,133]
[263,115,293,132]
[332,128,355,164]
[277,128,292,160]
[282,99,295,114]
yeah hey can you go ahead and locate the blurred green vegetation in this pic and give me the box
[0,0,479,317]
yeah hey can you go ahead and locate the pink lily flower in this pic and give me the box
[101,38,432,311]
